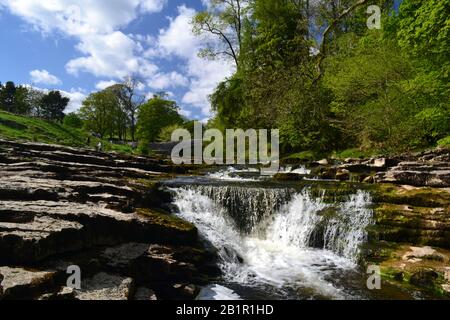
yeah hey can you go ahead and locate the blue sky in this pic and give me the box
[0,0,234,120]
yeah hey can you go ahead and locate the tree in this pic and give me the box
[110,77,145,142]
[79,90,117,139]
[0,81,17,113]
[137,95,184,144]
[40,91,69,121]
[26,88,46,118]
[395,0,450,80]
[63,113,84,128]
[192,0,248,68]
[14,85,32,115]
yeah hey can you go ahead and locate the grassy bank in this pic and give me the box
[0,111,134,154]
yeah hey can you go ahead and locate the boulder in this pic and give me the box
[336,169,350,181]
[0,266,56,300]
[376,159,450,187]
[134,287,157,300]
[410,269,439,289]
[74,273,134,300]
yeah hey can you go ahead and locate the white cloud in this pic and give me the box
[60,88,87,113]
[95,80,118,90]
[66,31,158,79]
[155,5,234,117]
[25,85,86,113]
[30,69,62,86]
[0,0,167,36]
[2,1,234,118]
[1,0,163,80]
[148,71,189,90]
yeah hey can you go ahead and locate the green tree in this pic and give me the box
[137,95,184,144]
[79,90,117,139]
[395,0,450,80]
[109,77,145,142]
[40,91,69,121]
[0,81,17,113]
[192,0,248,68]
[63,112,84,128]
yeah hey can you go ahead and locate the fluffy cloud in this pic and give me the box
[95,80,118,91]
[66,31,158,79]
[27,85,86,113]
[2,1,233,117]
[148,71,189,90]
[155,5,234,117]
[60,88,87,113]
[0,0,167,36]
[1,0,163,80]
[30,69,62,86]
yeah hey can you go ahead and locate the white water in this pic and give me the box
[208,167,259,181]
[207,165,311,182]
[172,186,373,300]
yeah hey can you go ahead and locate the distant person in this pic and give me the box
[96,142,102,152]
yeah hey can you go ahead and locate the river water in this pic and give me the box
[167,167,413,300]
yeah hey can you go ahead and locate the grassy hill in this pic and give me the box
[0,110,133,153]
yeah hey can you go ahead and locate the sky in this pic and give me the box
[0,0,234,121]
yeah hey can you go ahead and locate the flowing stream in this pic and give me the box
[168,170,403,300]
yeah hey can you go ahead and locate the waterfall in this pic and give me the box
[185,185,294,234]
[171,185,373,299]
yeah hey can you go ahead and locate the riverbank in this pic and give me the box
[0,138,448,300]
[0,139,220,300]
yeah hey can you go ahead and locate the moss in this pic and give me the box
[333,148,378,160]
[371,184,450,208]
[437,136,450,147]
[136,208,196,233]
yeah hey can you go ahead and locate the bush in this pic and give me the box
[63,113,84,128]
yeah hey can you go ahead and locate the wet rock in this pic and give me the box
[0,266,56,300]
[0,272,3,298]
[172,283,199,299]
[410,269,439,289]
[373,158,387,168]
[134,287,157,300]
[0,201,197,264]
[272,172,305,181]
[336,169,350,181]
[363,175,375,184]
[376,160,450,187]
[74,273,134,300]
[38,286,76,300]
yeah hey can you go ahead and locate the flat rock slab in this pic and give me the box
[74,273,134,300]
[0,266,55,300]
[134,287,157,300]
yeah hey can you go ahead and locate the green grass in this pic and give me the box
[332,148,379,160]
[0,110,135,154]
[437,136,450,148]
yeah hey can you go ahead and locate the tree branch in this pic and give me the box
[314,0,370,83]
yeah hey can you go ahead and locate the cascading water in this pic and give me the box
[172,184,374,300]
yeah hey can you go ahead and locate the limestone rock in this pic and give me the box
[410,269,439,289]
[0,266,56,300]
[74,273,134,300]
[134,287,157,300]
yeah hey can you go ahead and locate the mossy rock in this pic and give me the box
[136,208,198,245]
[372,184,450,208]
[272,173,305,181]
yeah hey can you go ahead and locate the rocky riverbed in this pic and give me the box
[277,148,450,298]
[0,139,449,300]
[0,139,220,300]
